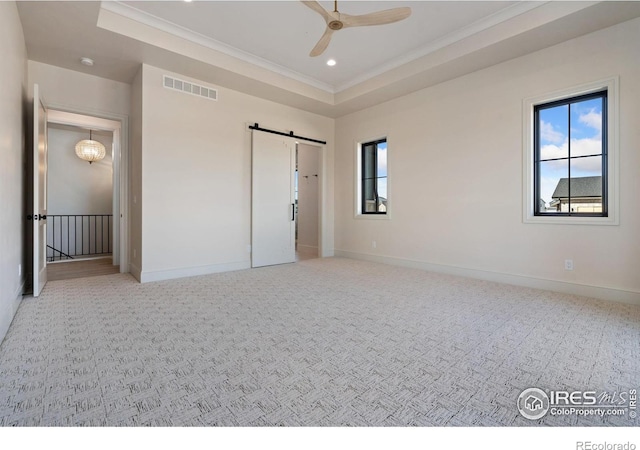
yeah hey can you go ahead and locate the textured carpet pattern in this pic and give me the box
[0,257,638,426]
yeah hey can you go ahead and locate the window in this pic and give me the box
[534,90,607,216]
[361,138,387,214]
[523,77,618,225]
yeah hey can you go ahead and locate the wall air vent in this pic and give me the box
[163,75,218,101]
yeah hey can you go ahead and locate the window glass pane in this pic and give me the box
[377,175,387,212]
[377,142,387,178]
[538,104,568,161]
[361,139,387,214]
[377,177,387,201]
[570,97,603,157]
[376,141,388,211]
[539,160,567,213]
[363,144,376,180]
[363,178,375,202]
[533,89,608,218]
[570,155,602,179]
[363,143,376,213]
[569,157,602,213]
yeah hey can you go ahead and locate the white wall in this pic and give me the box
[297,143,320,254]
[28,61,131,117]
[48,125,113,214]
[334,18,640,304]
[0,1,27,342]
[137,64,334,281]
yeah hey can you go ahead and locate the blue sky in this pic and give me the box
[538,97,603,206]
[377,142,387,199]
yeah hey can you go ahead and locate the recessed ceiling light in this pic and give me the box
[184,0,193,2]
[326,59,336,67]
[80,57,94,67]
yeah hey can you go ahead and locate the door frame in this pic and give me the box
[311,141,327,258]
[295,142,323,258]
[46,106,129,273]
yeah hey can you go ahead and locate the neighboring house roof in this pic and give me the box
[552,176,602,199]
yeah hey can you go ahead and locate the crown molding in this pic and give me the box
[102,1,550,96]
[335,1,547,93]
[101,1,336,93]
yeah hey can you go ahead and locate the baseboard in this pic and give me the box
[140,260,251,283]
[297,245,318,254]
[334,250,640,306]
[0,280,26,345]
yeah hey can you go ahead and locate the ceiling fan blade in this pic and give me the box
[300,0,331,22]
[342,7,411,28]
[309,27,334,57]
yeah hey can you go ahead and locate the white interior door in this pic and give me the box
[33,84,48,296]
[251,132,296,268]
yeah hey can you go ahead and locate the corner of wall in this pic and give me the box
[0,1,28,344]
[128,65,143,280]
[0,282,26,346]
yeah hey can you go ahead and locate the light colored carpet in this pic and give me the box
[0,257,638,426]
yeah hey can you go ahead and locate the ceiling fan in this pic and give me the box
[302,1,412,57]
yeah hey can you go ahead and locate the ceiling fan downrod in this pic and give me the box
[328,0,343,30]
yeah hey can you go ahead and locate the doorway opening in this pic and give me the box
[46,110,125,281]
[295,143,321,262]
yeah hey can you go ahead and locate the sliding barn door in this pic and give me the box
[251,132,296,268]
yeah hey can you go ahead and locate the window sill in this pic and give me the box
[355,214,390,220]
[523,214,618,226]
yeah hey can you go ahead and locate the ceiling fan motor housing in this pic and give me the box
[328,20,344,30]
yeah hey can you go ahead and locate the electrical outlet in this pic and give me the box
[565,259,574,271]
[372,241,377,249]
[18,264,21,276]
[133,249,137,259]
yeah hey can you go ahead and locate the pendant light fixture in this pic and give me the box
[75,130,106,164]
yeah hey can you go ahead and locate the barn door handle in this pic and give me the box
[291,203,295,221]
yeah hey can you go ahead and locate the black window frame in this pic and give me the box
[533,90,608,217]
[360,138,387,215]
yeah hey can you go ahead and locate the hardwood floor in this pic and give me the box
[296,250,318,262]
[47,258,120,281]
